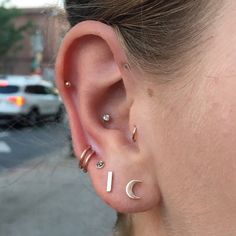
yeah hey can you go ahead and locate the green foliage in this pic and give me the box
[0,2,33,60]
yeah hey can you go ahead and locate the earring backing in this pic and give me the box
[132,126,137,142]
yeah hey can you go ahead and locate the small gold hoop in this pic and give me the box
[79,146,91,169]
[83,151,96,173]
[132,126,137,143]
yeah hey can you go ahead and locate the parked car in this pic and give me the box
[0,74,64,126]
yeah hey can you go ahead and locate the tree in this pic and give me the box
[0,1,32,72]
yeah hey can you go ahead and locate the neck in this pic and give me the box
[131,203,236,236]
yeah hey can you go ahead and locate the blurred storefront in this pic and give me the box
[4,7,69,81]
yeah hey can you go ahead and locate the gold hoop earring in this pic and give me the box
[132,126,137,142]
[79,146,96,173]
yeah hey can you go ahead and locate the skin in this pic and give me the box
[56,1,236,235]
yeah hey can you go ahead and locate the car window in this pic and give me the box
[25,85,47,95]
[44,86,58,95]
[0,85,19,94]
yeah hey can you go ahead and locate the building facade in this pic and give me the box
[3,7,69,80]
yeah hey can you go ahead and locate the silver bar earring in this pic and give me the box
[106,171,113,192]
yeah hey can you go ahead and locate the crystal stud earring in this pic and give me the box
[102,114,111,123]
[96,160,105,169]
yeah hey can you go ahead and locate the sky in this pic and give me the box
[1,0,64,8]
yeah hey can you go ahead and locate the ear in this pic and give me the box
[55,20,160,213]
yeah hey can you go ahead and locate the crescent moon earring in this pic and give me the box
[126,180,142,200]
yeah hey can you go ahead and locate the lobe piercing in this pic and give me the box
[102,114,111,123]
[132,126,137,142]
[64,81,71,88]
[83,151,96,173]
[79,146,96,173]
[96,160,105,169]
[106,171,113,192]
[79,146,92,169]
[126,180,142,200]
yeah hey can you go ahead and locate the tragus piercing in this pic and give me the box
[132,126,137,142]
[126,180,142,200]
[102,114,111,123]
[64,81,71,88]
[96,160,105,169]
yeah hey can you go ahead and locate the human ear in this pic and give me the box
[55,20,160,213]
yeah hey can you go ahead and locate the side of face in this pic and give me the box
[55,1,236,222]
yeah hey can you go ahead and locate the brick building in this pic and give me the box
[3,7,69,80]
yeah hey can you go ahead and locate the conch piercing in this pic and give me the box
[102,114,111,123]
[64,81,71,88]
[79,146,96,173]
[96,160,105,169]
[106,171,113,192]
[126,180,142,200]
[132,126,137,142]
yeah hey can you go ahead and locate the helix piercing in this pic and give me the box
[126,180,142,200]
[106,171,113,192]
[132,126,137,142]
[102,114,111,123]
[96,160,105,169]
[64,81,71,88]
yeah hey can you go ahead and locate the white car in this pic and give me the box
[0,75,64,125]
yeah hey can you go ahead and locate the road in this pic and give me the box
[0,121,116,236]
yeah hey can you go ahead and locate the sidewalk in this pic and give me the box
[0,147,116,236]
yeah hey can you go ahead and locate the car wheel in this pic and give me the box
[28,109,39,126]
[54,106,64,123]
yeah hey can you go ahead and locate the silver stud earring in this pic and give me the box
[96,160,105,169]
[126,180,142,200]
[102,114,111,123]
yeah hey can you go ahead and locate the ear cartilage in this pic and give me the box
[126,180,142,200]
[102,114,111,123]
[106,171,113,192]
[132,126,138,142]
[96,160,105,169]
[64,81,71,88]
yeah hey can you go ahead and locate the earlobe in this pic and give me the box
[55,20,161,213]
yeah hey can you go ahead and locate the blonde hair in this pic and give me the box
[65,0,219,75]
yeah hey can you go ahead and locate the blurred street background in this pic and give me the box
[0,0,116,235]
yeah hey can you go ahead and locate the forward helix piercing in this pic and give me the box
[79,146,96,173]
[132,126,137,142]
[126,180,142,200]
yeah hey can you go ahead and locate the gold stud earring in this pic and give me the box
[64,81,71,88]
[132,126,137,142]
